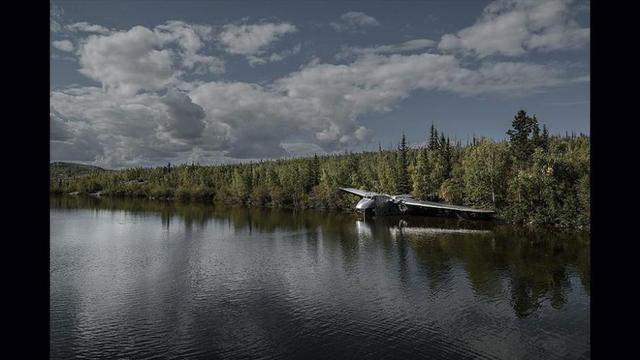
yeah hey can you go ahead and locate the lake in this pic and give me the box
[50,196,590,359]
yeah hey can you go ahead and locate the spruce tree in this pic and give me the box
[540,124,549,151]
[531,115,541,147]
[429,124,439,150]
[506,110,538,165]
[396,134,410,194]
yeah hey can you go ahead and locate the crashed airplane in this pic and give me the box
[339,187,496,220]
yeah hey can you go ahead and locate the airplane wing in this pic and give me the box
[339,187,383,198]
[402,199,495,214]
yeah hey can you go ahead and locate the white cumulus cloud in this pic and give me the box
[52,39,74,52]
[246,43,302,66]
[337,39,436,59]
[67,22,112,35]
[50,86,222,167]
[330,11,380,31]
[51,50,579,165]
[76,22,224,96]
[50,9,587,166]
[78,26,176,96]
[218,21,297,56]
[50,4,64,32]
[438,0,589,57]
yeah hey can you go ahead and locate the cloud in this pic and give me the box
[67,22,112,35]
[51,50,578,164]
[187,54,225,74]
[52,39,74,52]
[49,86,219,167]
[50,4,64,32]
[337,38,436,59]
[159,89,206,139]
[330,11,380,32]
[78,26,176,96]
[246,43,302,66]
[51,129,105,162]
[50,9,586,165]
[218,21,297,57]
[76,22,223,96]
[273,53,572,146]
[154,21,224,74]
[189,81,301,158]
[50,110,73,141]
[444,61,570,95]
[50,103,105,162]
[187,76,381,158]
[281,142,326,157]
[438,0,589,57]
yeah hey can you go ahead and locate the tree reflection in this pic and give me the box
[460,237,506,299]
[410,236,454,293]
[51,195,590,319]
[364,218,587,320]
[389,217,589,319]
[500,230,589,317]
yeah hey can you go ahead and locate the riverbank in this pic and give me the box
[51,192,590,232]
[51,121,590,229]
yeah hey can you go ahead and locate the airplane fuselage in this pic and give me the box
[355,195,407,217]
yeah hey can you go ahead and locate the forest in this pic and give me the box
[50,110,590,228]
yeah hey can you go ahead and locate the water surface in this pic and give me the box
[50,196,590,359]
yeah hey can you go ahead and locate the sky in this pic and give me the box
[50,0,590,168]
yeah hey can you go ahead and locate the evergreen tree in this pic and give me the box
[506,110,539,165]
[437,134,452,180]
[429,124,439,150]
[531,115,541,147]
[540,124,550,151]
[396,134,410,194]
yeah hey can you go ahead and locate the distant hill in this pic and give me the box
[50,162,106,180]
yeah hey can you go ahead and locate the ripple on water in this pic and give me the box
[50,203,590,360]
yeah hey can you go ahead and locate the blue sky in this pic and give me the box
[50,0,590,168]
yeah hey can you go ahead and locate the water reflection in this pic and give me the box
[51,195,590,320]
[51,196,590,359]
[353,215,589,319]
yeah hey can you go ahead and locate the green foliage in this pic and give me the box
[50,111,590,228]
[507,110,539,165]
[411,147,435,200]
[502,138,590,227]
[462,139,510,208]
[396,134,411,194]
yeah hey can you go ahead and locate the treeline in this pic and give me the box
[50,110,590,228]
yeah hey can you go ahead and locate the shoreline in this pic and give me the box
[51,192,590,232]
